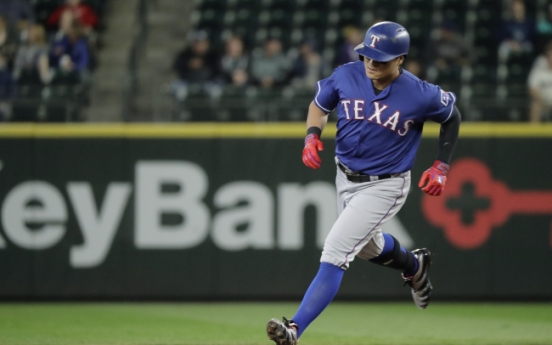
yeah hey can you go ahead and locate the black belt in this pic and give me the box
[338,162,392,183]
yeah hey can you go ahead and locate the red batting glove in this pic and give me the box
[302,133,324,169]
[418,160,450,196]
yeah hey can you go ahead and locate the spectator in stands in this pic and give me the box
[0,15,19,68]
[0,0,34,29]
[497,0,536,63]
[528,41,552,122]
[14,24,51,84]
[52,10,97,70]
[249,37,291,88]
[47,0,98,33]
[0,52,16,121]
[535,2,552,56]
[49,20,90,80]
[171,30,220,100]
[425,21,472,84]
[229,69,248,87]
[173,30,220,83]
[220,35,249,86]
[53,10,75,41]
[290,38,323,90]
[335,25,363,66]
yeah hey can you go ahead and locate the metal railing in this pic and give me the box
[123,0,149,121]
[139,77,532,123]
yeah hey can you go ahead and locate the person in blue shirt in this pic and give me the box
[267,21,461,345]
[497,0,536,63]
[0,52,16,120]
[0,0,34,28]
[50,19,90,77]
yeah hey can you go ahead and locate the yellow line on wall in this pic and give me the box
[0,123,551,138]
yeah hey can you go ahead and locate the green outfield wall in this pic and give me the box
[0,123,551,300]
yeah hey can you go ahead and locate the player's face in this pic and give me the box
[363,56,404,84]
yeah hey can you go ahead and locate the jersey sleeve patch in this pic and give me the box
[440,92,457,123]
[424,84,456,123]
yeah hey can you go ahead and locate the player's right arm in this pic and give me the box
[303,102,328,169]
[418,88,461,196]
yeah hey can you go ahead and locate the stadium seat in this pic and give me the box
[401,10,432,59]
[181,84,216,121]
[32,0,60,25]
[301,9,328,27]
[406,0,434,11]
[279,87,312,121]
[472,7,500,31]
[505,62,531,84]
[475,0,502,12]
[474,44,498,66]
[301,0,330,11]
[332,8,362,29]
[469,64,497,84]
[441,9,466,33]
[404,10,432,36]
[85,0,107,15]
[265,27,293,50]
[266,0,296,11]
[435,69,461,86]
[336,0,366,12]
[322,47,336,72]
[441,0,467,11]
[219,86,249,121]
[488,93,529,121]
[469,83,497,100]
[45,101,75,122]
[11,101,44,122]
[298,26,325,50]
[196,0,227,12]
[228,0,261,11]
[268,9,293,27]
[233,8,258,27]
[223,10,237,27]
[323,28,338,50]
[505,83,528,99]
[287,28,305,50]
[196,9,224,32]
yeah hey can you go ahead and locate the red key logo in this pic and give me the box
[422,158,552,249]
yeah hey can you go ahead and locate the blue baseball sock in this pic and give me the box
[370,233,418,276]
[401,246,418,276]
[380,232,395,254]
[292,262,345,338]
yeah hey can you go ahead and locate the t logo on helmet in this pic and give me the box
[369,35,380,48]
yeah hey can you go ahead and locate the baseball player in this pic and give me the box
[267,21,461,345]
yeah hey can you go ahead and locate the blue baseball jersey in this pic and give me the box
[314,61,456,175]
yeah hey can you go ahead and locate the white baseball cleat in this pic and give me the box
[403,248,433,309]
[266,317,298,345]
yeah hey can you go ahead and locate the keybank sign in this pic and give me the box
[0,161,337,269]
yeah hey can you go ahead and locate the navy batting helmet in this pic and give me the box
[354,21,410,62]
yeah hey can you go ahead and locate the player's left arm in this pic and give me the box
[303,102,329,169]
[302,70,339,170]
[418,105,462,196]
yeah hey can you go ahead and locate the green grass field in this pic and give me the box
[0,302,551,345]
